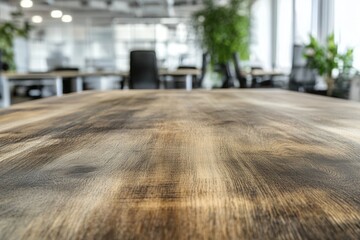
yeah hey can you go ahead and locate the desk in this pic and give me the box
[0,90,359,239]
[0,71,121,108]
[249,69,285,77]
[0,69,201,107]
[120,68,201,90]
[247,69,286,88]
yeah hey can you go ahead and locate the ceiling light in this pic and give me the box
[20,0,33,8]
[32,15,43,23]
[61,15,72,23]
[51,10,63,18]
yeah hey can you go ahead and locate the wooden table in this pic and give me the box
[0,90,359,239]
[0,69,201,108]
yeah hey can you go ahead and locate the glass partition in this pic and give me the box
[26,21,201,72]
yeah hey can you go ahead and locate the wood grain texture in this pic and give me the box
[0,89,359,240]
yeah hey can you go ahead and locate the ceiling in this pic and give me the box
[1,0,205,21]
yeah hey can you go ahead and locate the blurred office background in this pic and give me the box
[1,0,360,102]
[1,0,358,72]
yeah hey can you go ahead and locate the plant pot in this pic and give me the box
[325,75,335,96]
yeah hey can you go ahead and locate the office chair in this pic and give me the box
[218,61,239,88]
[129,50,159,89]
[0,50,9,72]
[0,50,2,99]
[197,52,209,88]
[288,45,316,92]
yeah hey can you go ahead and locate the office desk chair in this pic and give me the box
[289,45,316,92]
[129,50,159,89]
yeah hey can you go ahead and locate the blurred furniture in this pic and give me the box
[332,74,352,99]
[233,52,247,88]
[0,50,6,71]
[221,63,235,88]
[350,74,360,101]
[230,53,285,88]
[0,71,123,108]
[166,66,196,89]
[249,69,285,88]
[167,53,209,89]
[198,52,210,88]
[160,69,201,91]
[250,67,274,88]
[0,51,2,100]
[0,69,201,108]
[180,66,200,88]
[0,50,9,97]
[129,50,159,89]
[165,66,201,89]
[52,67,80,94]
[288,45,316,92]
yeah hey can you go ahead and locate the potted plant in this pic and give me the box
[0,11,31,71]
[304,34,354,96]
[192,0,253,87]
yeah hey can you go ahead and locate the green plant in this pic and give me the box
[0,11,31,71]
[304,33,354,78]
[192,0,254,65]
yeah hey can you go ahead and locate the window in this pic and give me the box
[251,0,314,71]
[294,0,313,44]
[250,0,272,69]
[276,0,294,71]
[114,22,201,70]
[334,0,360,70]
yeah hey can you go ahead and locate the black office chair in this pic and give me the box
[217,60,240,88]
[196,52,209,88]
[288,45,316,92]
[233,52,247,88]
[0,50,2,99]
[0,50,9,72]
[129,50,159,89]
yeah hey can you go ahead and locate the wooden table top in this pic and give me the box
[0,90,359,239]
